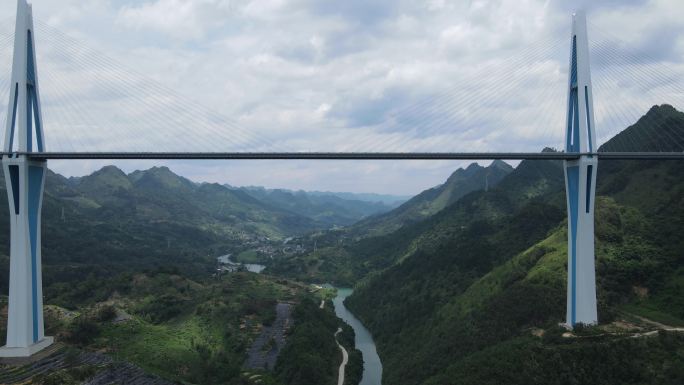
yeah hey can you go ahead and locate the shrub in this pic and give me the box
[66,318,100,345]
[96,305,118,322]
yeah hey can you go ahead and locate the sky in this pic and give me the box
[0,0,682,195]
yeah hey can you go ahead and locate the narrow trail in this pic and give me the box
[559,313,684,341]
[335,328,348,385]
[320,300,325,309]
[626,313,684,338]
[629,313,678,330]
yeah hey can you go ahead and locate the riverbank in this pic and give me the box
[217,254,266,273]
[332,288,382,385]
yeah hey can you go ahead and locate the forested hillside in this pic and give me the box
[266,160,515,284]
[350,160,513,237]
[0,165,331,299]
[345,105,684,385]
[0,166,363,385]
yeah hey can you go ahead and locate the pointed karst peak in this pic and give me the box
[652,103,676,112]
[131,166,180,180]
[93,165,126,177]
[147,166,173,174]
[645,104,678,118]
[133,166,196,190]
[446,163,482,182]
[80,165,132,191]
[489,160,513,171]
[86,165,130,184]
[599,104,684,153]
[465,163,483,172]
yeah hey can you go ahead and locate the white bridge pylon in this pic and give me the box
[563,11,599,328]
[0,0,52,358]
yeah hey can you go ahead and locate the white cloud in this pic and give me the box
[0,0,682,194]
[116,0,236,41]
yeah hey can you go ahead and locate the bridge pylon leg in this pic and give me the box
[563,11,598,328]
[0,156,51,357]
[0,0,52,357]
[564,155,598,327]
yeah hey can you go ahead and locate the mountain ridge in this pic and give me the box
[350,160,514,237]
[345,104,684,385]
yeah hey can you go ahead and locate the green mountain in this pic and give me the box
[240,187,398,227]
[0,165,324,307]
[350,160,514,237]
[344,104,684,385]
[1,105,683,385]
[1,166,361,385]
[266,160,515,284]
[600,104,684,152]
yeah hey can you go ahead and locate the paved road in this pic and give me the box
[335,328,348,385]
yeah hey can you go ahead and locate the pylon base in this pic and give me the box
[0,336,53,358]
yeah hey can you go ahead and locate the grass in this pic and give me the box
[98,315,216,381]
[452,229,565,316]
[315,286,337,302]
[73,272,308,384]
[236,249,266,264]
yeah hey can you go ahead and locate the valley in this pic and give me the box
[1,105,684,385]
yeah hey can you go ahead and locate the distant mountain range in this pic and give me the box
[237,187,404,227]
[234,187,409,207]
[0,165,404,299]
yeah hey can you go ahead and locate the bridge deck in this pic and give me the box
[2,152,684,160]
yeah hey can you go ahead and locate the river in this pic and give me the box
[332,288,383,385]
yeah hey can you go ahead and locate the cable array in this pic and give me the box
[589,23,684,153]
[0,20,681,154]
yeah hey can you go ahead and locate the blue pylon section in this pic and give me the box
[563,11,598,327]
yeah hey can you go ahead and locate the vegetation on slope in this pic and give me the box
[274,297,355,385]
[351,160,513,237]
[344,105,684,385]
[2,268,364,385]
[424,332,684,385]
[54,272,294,384]
[0,166,328,308]
[0,164,374,385]
[267,160,517,285]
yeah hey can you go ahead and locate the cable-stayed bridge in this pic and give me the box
[0,0,683,358]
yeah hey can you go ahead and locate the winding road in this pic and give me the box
[335,328,348,385]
